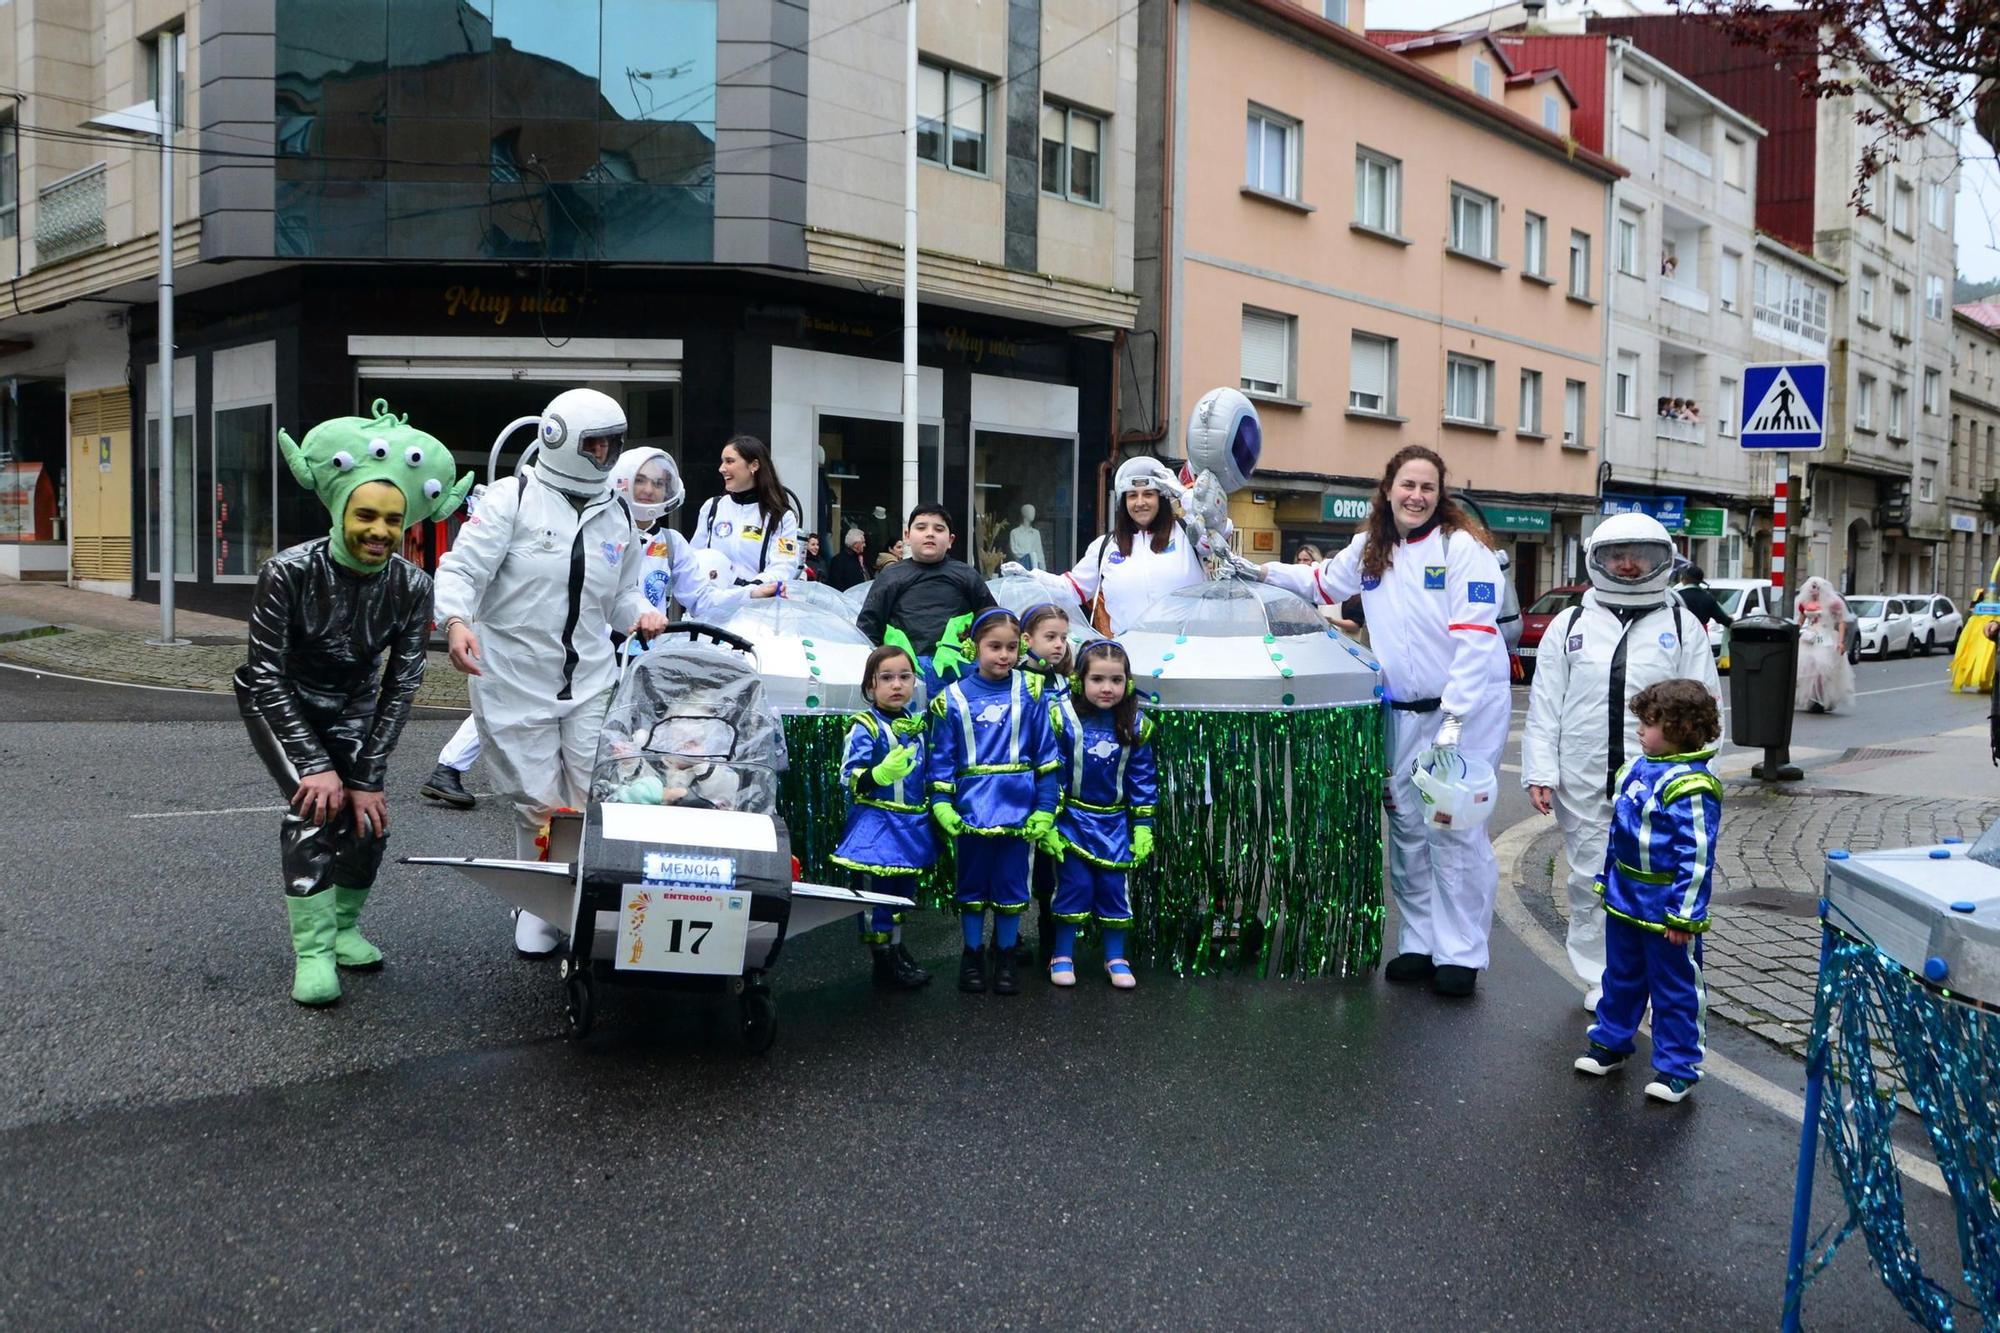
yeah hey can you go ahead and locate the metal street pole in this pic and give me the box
[151,38,181,646]
[900,0,919,534]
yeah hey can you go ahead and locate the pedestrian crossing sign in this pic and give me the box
[1739,362,1827,451]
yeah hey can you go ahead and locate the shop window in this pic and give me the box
[211,342,279,582]
[971,430,1075,577]
[144,356,196,583]
[815,412,942,558]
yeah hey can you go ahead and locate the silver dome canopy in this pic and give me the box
[1119,579,1382,710]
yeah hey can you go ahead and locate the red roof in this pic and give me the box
[1958,301,2000,329]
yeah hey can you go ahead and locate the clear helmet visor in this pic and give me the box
[575,428,626,473]
[1588,540,1673,586]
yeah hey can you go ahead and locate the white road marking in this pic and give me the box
[130,804,287,819]
[1491,813,1946,1195]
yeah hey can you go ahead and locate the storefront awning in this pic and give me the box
[348,336,683,382]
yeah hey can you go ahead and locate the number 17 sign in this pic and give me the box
[617,883,751,976]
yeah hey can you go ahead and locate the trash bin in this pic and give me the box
[1727,613,1798,751]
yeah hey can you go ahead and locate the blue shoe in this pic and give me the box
[1645,1075,1696,1103]
[1573,1043,1627,1076]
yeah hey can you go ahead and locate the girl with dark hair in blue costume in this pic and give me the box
[928,608,1062,995]
[1017,603,1075,966]
[830,644,935,990]
[1047,640,1157,990]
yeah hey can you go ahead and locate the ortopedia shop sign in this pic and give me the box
[1322,491,1371,524]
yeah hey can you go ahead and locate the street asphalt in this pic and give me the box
[0,660,1976,1329]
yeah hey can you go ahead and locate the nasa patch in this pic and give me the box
[1361,574,1381,591]
[644,570,670,607]
[1467,581,1496,604]
[1424,566,1447,591]
[1107,549,1128,565]
[1658,631,1678,650]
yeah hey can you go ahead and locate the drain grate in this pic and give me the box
[1838,745,1926,763]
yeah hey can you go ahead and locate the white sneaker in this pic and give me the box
[514,910,562,957]
[1645,1076,1695,1104]
[1583,985,1602,1014]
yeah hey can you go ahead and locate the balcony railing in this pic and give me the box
[1663,134,1712,178]
[1661,278,1710,312]
[1656,416,1706,445]
[36,163,107,264]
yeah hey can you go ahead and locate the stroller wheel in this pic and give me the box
[739,988,778,1055]
[564,970,596,1039]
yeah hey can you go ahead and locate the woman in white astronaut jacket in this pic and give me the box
[434,388,666,955]
[1519,513,1721,1013]
[1254,444,1512,997]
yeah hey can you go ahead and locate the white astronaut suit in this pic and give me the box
[610,446,747,625]
[433,388,654,954]
[1519,513,1721,1008]
[1263,521,1512,979]
[1004,457,1208,634]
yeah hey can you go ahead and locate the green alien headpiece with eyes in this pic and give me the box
[278,398,474,572]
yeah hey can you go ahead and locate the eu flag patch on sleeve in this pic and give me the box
[1424,566,1447,590]
[1467,581,1496,603]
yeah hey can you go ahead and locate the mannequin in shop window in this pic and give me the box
[1008,504,1048,572]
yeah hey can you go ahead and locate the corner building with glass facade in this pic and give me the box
[0,0,1140,608]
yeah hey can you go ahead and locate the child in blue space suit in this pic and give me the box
[928,608,1061,996]
[830,644,935,991]
[1046,639,1158,990]
[1019,603,1077,966]
[1573,679,1723,1103]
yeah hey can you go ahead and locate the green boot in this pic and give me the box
[332,886,384,970]
[285,892,341,1007]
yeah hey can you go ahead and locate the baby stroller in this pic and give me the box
[409,623,913,1049]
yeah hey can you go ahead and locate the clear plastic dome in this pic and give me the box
[986,573,1092,631]
[723,594,874,647]
[1125,578,1329,639]
[780,580,862,624]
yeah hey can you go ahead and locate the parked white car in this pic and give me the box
[1848,595,1916,659]
[1891,593,1963,657]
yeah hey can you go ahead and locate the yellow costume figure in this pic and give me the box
[1949,557,2000,693]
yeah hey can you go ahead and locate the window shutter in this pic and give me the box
[1241,310,1288,393]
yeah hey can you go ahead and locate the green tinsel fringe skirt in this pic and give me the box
[776,705,1386,980]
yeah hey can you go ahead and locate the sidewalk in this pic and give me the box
[1527,725,2000,1058]
[0,581,470,709]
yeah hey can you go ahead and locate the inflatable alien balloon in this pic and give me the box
[1179,387,1263,579]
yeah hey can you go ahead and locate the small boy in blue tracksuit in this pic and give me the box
[831,644,936,991]
[928,607,1061,996]
[1047,639,1157,990]
[1573,679,1723,1103]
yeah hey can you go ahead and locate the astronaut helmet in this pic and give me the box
[534,388,627,499]
[609,446,684,526]
[1585,512,1676,608]
[1114,456,1183,501]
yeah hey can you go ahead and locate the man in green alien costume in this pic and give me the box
[234,399,473,1006]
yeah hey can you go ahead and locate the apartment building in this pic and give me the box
[1593,15,1959,596]
[0,1,1140,610]
[1499,32,1766,578]
[1129,0,1621,601]
[1950,304,2000,595]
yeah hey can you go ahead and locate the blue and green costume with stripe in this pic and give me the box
[1050,702,1157,928]
[831,706,935,943]
[927,669,1060,914]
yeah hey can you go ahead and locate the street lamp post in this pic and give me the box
[88,43,182,646]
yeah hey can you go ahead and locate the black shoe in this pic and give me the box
[892,942,932,988]
[958,946,987,993]
[1384,952,1436,984]
[419,763,475,809]
[1432,964,1478,997]
[991,943,1021,996]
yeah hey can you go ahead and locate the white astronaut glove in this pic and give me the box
[999,561,1028,578]
[1433,714,1463,750]
[1221,548,1263,582]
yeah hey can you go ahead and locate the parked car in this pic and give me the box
[1848,595,1916,659]
[1515,584,1587,683]
[1891,593,1962,656]
[1697,578,1783,670]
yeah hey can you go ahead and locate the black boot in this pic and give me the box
[873,943,929,990]
[1432,964,1478,998]
[990,943,1020,996]
[419,763,475,809]
[958,946,987,993]
[1384,952,1436,984]
[893,942,932,988]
